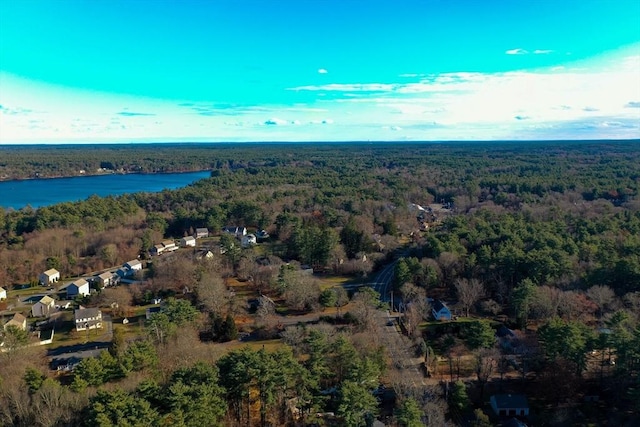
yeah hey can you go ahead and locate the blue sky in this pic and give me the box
[1,0,639,143]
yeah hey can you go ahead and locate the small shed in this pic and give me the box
[181,236,197,247]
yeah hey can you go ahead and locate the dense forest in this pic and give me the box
[1,141,639,426]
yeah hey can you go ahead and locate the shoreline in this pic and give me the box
[0,169,211,183]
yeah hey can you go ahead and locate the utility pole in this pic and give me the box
[390,291,394,313]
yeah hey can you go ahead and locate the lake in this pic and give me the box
[0,171,211,209]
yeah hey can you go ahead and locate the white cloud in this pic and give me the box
[2,44,639,142]
[506,48,528,55]
[534,49,554,55]
[318,68,328,74]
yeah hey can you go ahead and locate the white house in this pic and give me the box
[74,308,103,331]
[241,234,257,248]
[123,260,142,271]
[161,240,178,252]
[194,228,209,239]
[96,272,114,287]
[432,300,452,321]
[0,287,6,301]
[490,394,530,417]
[150,244,165,256]
[39,269,60,285]
[32,295,56,318]
[181,236,197,247]
[66,279,90,298]
[223,226,247,238]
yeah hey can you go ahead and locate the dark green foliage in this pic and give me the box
[86,389,161,427]
[465,321,496,349]
[396,397,424,427]
[23,367,46,393]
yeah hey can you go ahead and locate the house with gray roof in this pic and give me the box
[490,394,530,417]
[74,308,103,331]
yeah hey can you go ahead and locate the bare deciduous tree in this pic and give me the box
[586,285,616,320]
[455,278,485,317]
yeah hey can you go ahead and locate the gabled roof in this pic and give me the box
[70,278,88,288]
[74,308,101,320]
[0,286,6,293]
[161,240,175,247]
[492,394,529,409]
[432,300,449,312]
[124,259,141,267]
[182,236,196,241]
[38,295,55,305]
[195,227,208,233]
[98,272,113,280]
[5,312,27,329]
[43,268,59,276]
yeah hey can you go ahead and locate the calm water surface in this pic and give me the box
[0,171,211,209]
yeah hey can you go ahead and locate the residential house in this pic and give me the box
[96,272,114,287]
[241,234,257,248]
[123,260,142,271]
[161,240,178,253]
[432,300,452,321]
[32,295,56,317]
[194,228,209,239]
[66,278,90,298]
[4,312,27,330]
[180,236,197,247]
[490,394,530,417]
[150,243,165,256]
[0,286,6,301]
[146,306,162,320]
[222,226,247,238]
[39,269,60,285]
[74,308,103,331]
[116,267,132,278]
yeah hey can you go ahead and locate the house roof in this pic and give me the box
[5,312,27,329]
[195,228,208,233]
[432,300,449,312]
[125,259,141,267]
[70,278,88,288]
[98,272,113,280]
[162,240,175,246]
[74,308,101,320]
[0,286,6,293]
[182,236,196,241]
[492,394,529,409]
[43,268,59,276]
[38,295,55,305]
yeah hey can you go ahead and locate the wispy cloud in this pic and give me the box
[534,49,554,55]
[318,68,328,74]
[506,48,528,55]
[625,101,640,108]
[117,111,155,117]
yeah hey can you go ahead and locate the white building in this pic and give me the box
[0,287,6,301]
[180,236,197,247]
[194,228,209,239]
[123,260,142,271]
[66,279,90,298]
[32,295,56,317]
[39,269,60,285]
[74,308,103,331]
